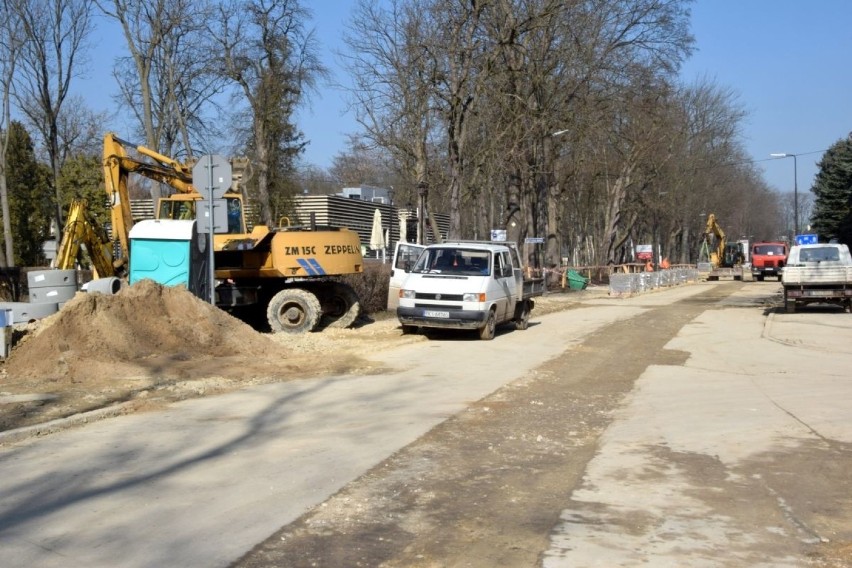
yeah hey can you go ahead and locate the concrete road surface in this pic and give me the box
[0,288,657,567]
[1,282,850,567]
[544,283,852,567]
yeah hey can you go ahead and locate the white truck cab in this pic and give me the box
[394,241,543,340]
[782,242,852,313]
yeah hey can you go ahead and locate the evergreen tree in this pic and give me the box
[5,122,52,266]
[57,154,106,216]
[53,153,109,271]
[810,134,852,245]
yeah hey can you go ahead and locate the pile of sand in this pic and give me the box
[4,279,287,385]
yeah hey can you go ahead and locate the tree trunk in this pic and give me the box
[0,173,12,266]
[603,167,634,265]
[0,84,14,266]
[447,132,462,240]
[254,121,273,227]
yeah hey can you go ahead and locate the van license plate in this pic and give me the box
[424,310,450,318]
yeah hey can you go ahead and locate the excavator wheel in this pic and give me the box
[266,288,322,334]
[316,281,361,329]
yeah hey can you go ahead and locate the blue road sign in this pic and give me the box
[795,234,818,245]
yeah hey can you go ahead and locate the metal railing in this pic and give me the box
[608,268,700,296]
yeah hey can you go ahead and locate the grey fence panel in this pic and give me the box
[609,268,699,296]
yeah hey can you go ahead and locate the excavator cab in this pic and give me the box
[157,194,246,234]
[158,198,195,222]
[723,242,745,267]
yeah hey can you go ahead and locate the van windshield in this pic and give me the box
[412,248,491,276]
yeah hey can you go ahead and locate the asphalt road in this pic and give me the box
[1,281,850,567]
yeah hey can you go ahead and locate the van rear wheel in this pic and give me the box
[515,301,530,330]
[785,297,796,314]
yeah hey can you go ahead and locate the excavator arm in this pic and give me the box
[102,132,201,272]
[55,199,116,278]
[703,213,727,269]
[102,133,249,271]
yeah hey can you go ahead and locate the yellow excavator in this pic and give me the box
[701,213,745,281]
[102,133,250,273]
[55,134,246,279]
[101,133,365,333]
[54,199,116,278]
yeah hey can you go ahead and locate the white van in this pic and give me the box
[394,241,544,340]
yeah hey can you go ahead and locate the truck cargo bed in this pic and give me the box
[523,278,546,299]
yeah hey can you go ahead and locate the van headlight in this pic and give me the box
[463,292,485,302]
[400,289,416,299]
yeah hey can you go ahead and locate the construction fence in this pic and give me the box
[545,264,699,296]
[608,267,700,296]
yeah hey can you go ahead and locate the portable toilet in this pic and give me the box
[128,219,209,300]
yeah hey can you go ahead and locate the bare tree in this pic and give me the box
[0,1,25,266]
[343,0,780,268]
[341,0,437,204]
[56,94,109,161]
[208,0,324,226]
[420,0,492,240]
[12,0,95,236]
[328,135,396,189]
[97,0,226,162]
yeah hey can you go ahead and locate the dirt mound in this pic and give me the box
[0,280,379,431]
[5,279,283,384]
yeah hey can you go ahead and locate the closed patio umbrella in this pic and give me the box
[370,209,386,262]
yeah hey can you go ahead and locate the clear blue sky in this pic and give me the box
[79,1,852,196]
[680,0,852,196]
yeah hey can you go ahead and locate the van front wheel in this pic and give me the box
[479,309,496,340]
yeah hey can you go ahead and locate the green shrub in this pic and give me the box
[341,262,392,315]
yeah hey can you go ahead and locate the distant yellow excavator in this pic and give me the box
[703,213,748,268]
[703,213,727,268]
[700,213,746,280]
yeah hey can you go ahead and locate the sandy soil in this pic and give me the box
[232,283,852,568]
[0,280,586,432]
[2,281,849,567]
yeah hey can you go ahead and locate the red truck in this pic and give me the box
[751,241,788,281]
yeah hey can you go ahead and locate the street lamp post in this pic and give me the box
[770,152,798,237]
